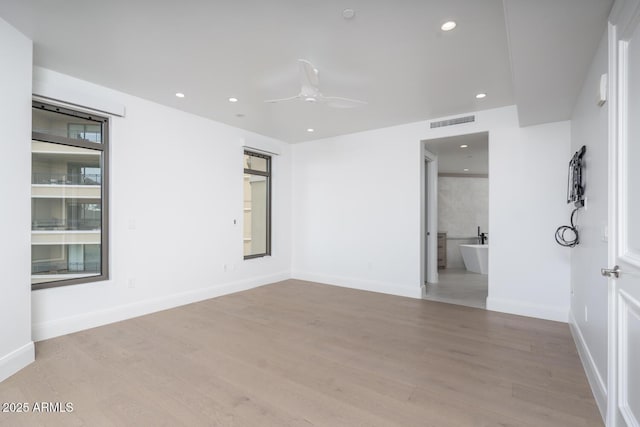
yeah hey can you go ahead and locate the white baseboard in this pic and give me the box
[292,271,422,299]
[568,310,607,422]
[486,297,568,322]
[32,271,290,342]
[0,342,34,383]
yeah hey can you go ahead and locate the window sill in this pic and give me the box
[243,254,272,261]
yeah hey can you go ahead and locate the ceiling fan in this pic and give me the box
[265,59,367,109]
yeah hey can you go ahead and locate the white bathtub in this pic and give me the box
[459,244,488,274]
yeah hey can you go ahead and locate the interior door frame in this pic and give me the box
[607,1,640,424]
[420,145,438,287]
[607,15,620,423]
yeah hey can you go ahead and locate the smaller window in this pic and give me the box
[243,151,271,259]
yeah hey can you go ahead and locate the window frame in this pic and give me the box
[31,101,110,290]
[243,150,271,259]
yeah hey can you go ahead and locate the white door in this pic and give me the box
[607,2,640,425]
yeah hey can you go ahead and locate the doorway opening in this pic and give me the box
[421,132,489,309]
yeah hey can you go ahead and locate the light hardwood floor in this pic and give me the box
[0,280,602,426]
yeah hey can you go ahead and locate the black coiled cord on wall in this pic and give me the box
[555,208,580,247]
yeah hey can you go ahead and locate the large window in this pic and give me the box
[31,102,109,289]
[243,150,271,259]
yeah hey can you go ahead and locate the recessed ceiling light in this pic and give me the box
[228,97,238,103]
[476,93,487,99]
[343,8,355,19]
[441,21,457,31]
[307,128,315,133]
[463,168,469,172]
[460,144,469,148]
[175,92,185,98]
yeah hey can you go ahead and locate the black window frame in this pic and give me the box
[243,150,272,259]
[31,101,109,290]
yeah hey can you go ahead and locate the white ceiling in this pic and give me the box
[424,132,488,175]
[0,0,612,143]
[504,0,613,126]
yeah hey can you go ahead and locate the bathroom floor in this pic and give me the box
[423,268,488,309]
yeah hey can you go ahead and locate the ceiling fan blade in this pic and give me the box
[264,95,300,104]
[321,96,367,109]
[298,59,319,91]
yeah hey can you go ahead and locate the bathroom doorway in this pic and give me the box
[421,132,489,309]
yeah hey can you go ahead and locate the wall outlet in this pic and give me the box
[128,278,136,289]
[128,219,137,230]
[584,306,588,323]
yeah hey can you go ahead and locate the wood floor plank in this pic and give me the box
[0,280,603,426]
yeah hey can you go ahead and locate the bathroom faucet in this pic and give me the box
[477,226,488,245]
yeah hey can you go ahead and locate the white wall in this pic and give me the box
[30,68,292,341]
[292,106,572,321]
[438,176,489,269]
[487,120,571,320]
[568,31,609,417]
[291,124,422,298]
[0,17,34,382]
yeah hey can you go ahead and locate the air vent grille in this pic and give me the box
[430,115,475,129]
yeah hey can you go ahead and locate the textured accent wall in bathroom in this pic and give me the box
[438,176,489,269]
